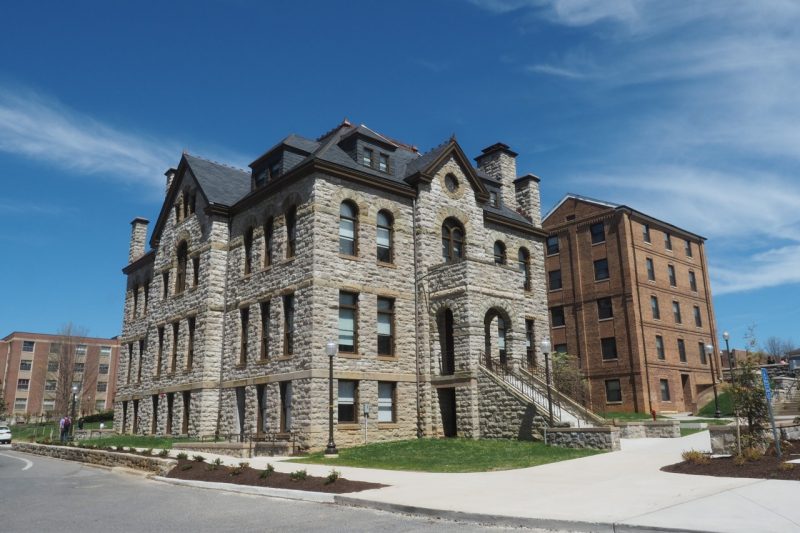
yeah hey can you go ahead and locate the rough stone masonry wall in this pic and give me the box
[478,367,544,440]
[12,442,176,475]
[616,420,681,438]
[545,427,621,451]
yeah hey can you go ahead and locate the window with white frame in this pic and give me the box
[43,399,55,412]
[337,380,358,423]
[76,344,88,356]
[378,382,396,422]
[14,398,27,411]
[19,360,32,371]
[22,341,34,352]
[17,379,29,391]
[99,346,112,357]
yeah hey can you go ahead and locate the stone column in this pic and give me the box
[514,174,542,226]
[475,143,518,211]
[129,217,149,263]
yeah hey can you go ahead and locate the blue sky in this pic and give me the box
[1,1,798,350]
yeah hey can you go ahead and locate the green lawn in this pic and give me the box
[10,421,111,441]
[698,391,735,417]
[77,435,196,449]
[290,438,603,473]
[601,411,663,422]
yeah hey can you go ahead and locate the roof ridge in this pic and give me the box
[316,118,352,142]
[184,152,249,174]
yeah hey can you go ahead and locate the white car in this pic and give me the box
[0,425,10,444]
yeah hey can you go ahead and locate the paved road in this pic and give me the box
[0,447,542,533]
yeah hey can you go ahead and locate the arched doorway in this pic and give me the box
[485,308,510,366]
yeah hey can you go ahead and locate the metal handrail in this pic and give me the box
[480,354,562,421]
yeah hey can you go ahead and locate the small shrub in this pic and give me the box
[742,447,763,462]
[158,449,169,458]
[733,454,747,466]
[230,462,248,476]
[213,458,223,466]
[176,452,188,460]
[259,464,275,479]
[681,450,710,465]
[193,455,206,463]
[141,448,153,456]
[180,464,193,471]
[115,445,125,452]
[778,462,795,472]
[325,469,341,485]
[289,469,308,481]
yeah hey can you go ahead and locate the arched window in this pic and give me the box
[441,218,465,263]
[176,241,188,294]
[264,217,274,268]
[493,241,507,265]
[285,206,297,258]
[243,227,254,275]
[518,247,531,291]
[439,308,455,375]
[484,309,509,366]
[339,201,358,256]
[376,210,393,263]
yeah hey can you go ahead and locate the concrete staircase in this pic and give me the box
[774,384,800,416]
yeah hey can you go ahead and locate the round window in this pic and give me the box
[444,173,459,193]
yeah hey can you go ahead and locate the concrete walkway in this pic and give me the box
[163,433,800,532]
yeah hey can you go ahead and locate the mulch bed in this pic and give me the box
[166,459,386,494]
[662,440,800,481]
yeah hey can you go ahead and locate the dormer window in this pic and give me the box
[489,191,499,207]
[268,160,281,180]
[362,148,373,167]
[379,153,389,172]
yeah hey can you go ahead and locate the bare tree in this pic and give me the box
[53,322,89,418]
[762,336,796,361]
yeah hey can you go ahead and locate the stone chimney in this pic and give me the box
[514,174,542,226]
[165,168,177,195]
[474,143,518,211]
[129,217,149,263]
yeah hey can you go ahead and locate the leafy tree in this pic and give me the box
[0,380,7,420]
[551,352,587,405]
[731,326,770,449]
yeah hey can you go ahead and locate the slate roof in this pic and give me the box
[183,153,251,207]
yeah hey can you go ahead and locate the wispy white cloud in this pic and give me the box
[0,199,76,216]
[524,63,588,79]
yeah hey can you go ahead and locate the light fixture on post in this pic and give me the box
[71,385,78,438]
[324,340,338,457]
[705,343,720,418]
[540,338,554,426]
[723,331,734,374]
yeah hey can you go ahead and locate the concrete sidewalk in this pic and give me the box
[164,433,800,532]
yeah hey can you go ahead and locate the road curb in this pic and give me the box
[151,476,336,503]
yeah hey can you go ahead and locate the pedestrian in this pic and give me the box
[64,416,72,441]
[78,418,84,430]
[59,416,67,443]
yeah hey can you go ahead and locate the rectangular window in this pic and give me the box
[646,258,655,281]
[22,341,34,352]
[338,291,358,353]
[489,191,499,207]
[673,301,682,324]
[14,398,26,411]
[162,272,170,299]
[171,322,179,373]
[240,307,249,366]
[95,400,105,411]
[76,344,87,356]
[601,337,618,360]
[678,339,687,362]
[97,382,108,392]
[660,379,671,401]
[664,232,672,250]
[17,379,29,391]
[594,258,609,280]
[590,222,605,244]
[546,235,559,255]
[45,380,57,391]
[49,343,61,355]
[378,382,396,422]
[285,208,297,259]
[187,316,195,371]
[551,306,565,327]
[694,306,703,327]
[133,285,139,318]
[554,343,568,354]
[643,224,651,243]
[260,301,270,361]
[19,360,32,371]
[283,294,294,355]
[99,364,109,374]
[138,339,144,383]
[144,281,150,313]
[99,345,112,357]
[651,296,660,320]
[525,319,535,368]
[685,239,693,257]
[379,153,389,172]
[362,147,373,167]
[74,362,85,373]
[689,271,698,292]
[656,335,665,359]
[377,297,394,356]
[597,297,613,320]
[548,269,562,290]
[668,265,676,287]
[337,380,358,423]
[156,326,164,377]
[48,361,59,372]
[605,379,622,403]
[699,342,707,364]
[192,257,200,287]
[43,399,56,411]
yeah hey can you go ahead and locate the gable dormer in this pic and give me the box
[338,126,397,175]
[249,135,319,190]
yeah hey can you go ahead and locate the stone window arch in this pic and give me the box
[243,226,254,275]
[175,241,188,294]
[339,200,358,256]
[493,241,507,265]
[376,209,394,263]
[441,217,465,263]
[518,247,531,291]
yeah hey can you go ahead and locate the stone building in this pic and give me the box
[1,331,119,420]
[542,194,721,414]
[116,120,564,450]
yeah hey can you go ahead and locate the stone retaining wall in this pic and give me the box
[544,427,620,451]
[12,442,176,475]
[172,442,253,458]
[616,420,680,438]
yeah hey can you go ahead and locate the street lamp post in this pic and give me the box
[70,385,78,438]
[723,331,734,375]
[324,340,338,457]
[705,344,720,418]
[540,338,554,426]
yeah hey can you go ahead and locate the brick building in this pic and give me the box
[542,195,721,414]
[0,332,119,420]
[116,120,569,450]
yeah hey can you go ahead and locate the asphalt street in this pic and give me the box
[0,447,539,533]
